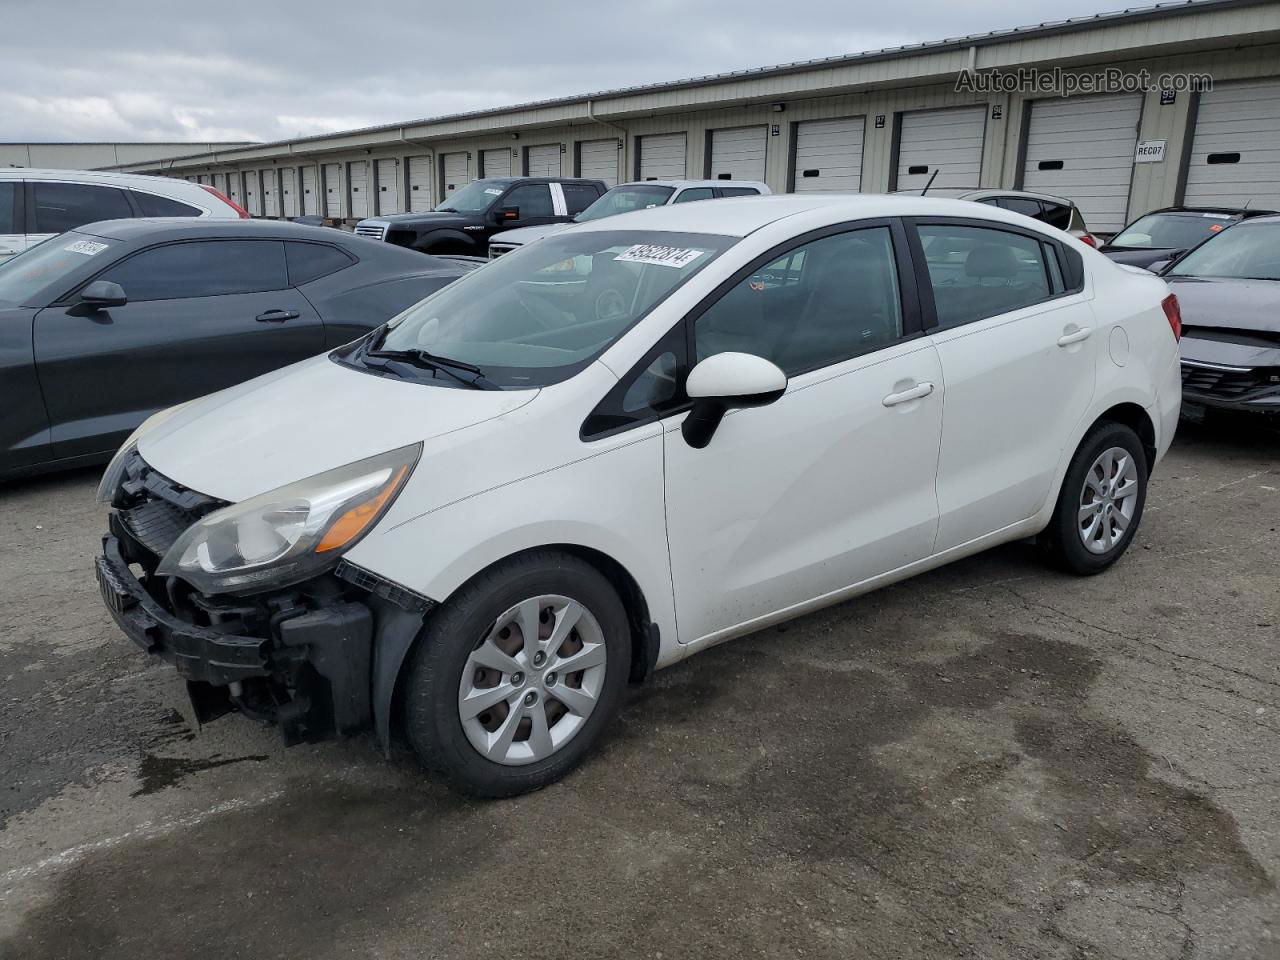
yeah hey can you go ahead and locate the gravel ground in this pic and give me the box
[1,416,1277,959]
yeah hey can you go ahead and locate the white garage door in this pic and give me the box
[375,158,401,214]
[227,172,243,207]
[1021,93,1142,233]
[348,161,369,218]
[300,166,317,216]
[896,106,987,191]
[408,156,432,210]
[280,168,298,218]
[579,139,619,186]
[638,133,687,180]
[793,116,865,192]
[442,152,469,198]
[1184,79,1280,210]
[709,126,767,182]
[323,163,342,218]
[525,144,561,177]
[481,149,512,178]
[243,172,261,216]
[261,169,278,217]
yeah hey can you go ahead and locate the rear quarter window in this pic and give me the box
[131,192,203,217]
[286,241,356,285]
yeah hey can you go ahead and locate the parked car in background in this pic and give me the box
[353,177,607,257]
[0,219,479,480]
[95,194,1180,797]
[0,168,248,264]
[1100,206,1278,270]
[895,188,1098,246]
[488,180,771,258]
[1151,215,1280,417]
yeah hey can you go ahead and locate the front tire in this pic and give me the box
[402,551,631,797]
[1040,421,1148,575]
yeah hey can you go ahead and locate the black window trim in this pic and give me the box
[581,216,925,442]
[902,215,1084,332]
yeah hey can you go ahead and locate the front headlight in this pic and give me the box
[156,443,421,595]
[96,401,195,503]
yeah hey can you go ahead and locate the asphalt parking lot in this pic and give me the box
[1,416,1277,960]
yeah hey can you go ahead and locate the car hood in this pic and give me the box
[365,212,474,229]
[490,222,574,246]
[1102,247,1179,268]
[137,354,538,503]
[1166,276,1280,334]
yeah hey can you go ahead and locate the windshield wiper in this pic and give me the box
[366,347,499,390]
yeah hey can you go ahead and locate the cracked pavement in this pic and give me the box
[1,416,1277,959]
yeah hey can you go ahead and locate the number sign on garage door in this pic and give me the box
[793,116,865,192]
[300,166,317,216]
[408,156,432,210]
[525,144,561,177]
[348,161,369,219]
[709,126,767,181]
[895,106,987,191]
[375,158,401,214]
[1183,79,1280,210]
[481,149,512,178]
[323,163,342,218]
[441,152,469,198]
[578,139,619,186]
[1020,93,1142,233]
[638,133,687,180]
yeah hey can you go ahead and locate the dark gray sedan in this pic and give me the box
[1160,215,1280,416]
[0,218,480,480]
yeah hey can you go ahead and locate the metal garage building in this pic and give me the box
[115,1,1280,235]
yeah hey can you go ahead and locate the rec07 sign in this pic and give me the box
[1134,140,1167,163]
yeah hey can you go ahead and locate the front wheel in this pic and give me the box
[1040,421,1149,575]
[402,551,631,797]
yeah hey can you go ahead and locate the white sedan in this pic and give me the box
[96,194,1183,797]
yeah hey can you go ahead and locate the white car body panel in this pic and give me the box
[134,194,1179,675]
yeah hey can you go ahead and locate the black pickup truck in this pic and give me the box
[354,177,607,256]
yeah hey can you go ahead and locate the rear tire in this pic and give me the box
[1040,421,1148,576]
[402,551,631,798]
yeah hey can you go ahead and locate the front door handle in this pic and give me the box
[882,381,935,407]
[1057,326,1092,346]
[256,309,300,323]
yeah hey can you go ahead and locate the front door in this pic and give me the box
[663,222,944,644]
[34,238,325,460]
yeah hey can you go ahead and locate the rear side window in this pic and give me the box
[1038,203,1073,230]
[916,224,1053,329]
[285,241,355,285]
[97,240,288,301]
[673,188,714,203]
[561,183,600,215]
[131,191,203,217]
[995,197,1043,218]
[718,187,761,197]
[31,182,133,234]
[0,182,17,233]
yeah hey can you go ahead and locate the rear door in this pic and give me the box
[27,180,134,247]
[0,180,25,262]
[33,239,324,460]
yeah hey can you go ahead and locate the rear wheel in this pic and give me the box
[402,551,631,797]
[1040,421,1148,575]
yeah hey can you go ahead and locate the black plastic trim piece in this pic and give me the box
[335,559,436,613]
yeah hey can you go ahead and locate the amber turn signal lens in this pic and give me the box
[315,465,408,553]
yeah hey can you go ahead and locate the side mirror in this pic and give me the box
[76,280,128,311]
[495,206,520,222]
[682,352,787,449]
[1145,259,1172,275]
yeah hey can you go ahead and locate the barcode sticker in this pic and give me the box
[614,244,704,268]
[65,239,108,256]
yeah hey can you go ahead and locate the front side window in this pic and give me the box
[32,182,133,234]
[502,184,553,219]
[96,240,288,301]
[575,185,675,222]
[0,182,17,234]
[374,229,733,387]
[0,231,117,306]
[1167,221,1280,281]
[916,224,1052,329]
[435,179,508,213]
[561,183,600,216]
[1112,212,1235,250]
[132,191,203,217]
[695,226,904,376]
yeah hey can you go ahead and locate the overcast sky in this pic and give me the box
[4,0,1136,144]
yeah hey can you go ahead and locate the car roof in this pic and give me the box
[0,167,205,187]
[614,179,768,190]
[568,192,1057,238]
[75,218,356,242]
[896,187,1074,206]
[1141,205,1280,217]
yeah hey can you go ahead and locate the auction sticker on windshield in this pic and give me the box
[64,239,109,256]
[615,244,705,268]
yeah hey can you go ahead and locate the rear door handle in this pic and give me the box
[1057,326,1092,346]
[256,309,300,323]
[882,381,935,407]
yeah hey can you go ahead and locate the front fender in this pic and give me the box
[410,229,481,255]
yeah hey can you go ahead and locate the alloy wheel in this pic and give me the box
[1077,446,1139,555]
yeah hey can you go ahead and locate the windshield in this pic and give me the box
[575,185,676,222]
[371,229,734,387]
[435,180,509,214]
[1167,221,1280,281]
[1111,212,1234,250]
[0,232,113,306]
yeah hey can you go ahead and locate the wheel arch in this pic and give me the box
[1094,401,1158,468]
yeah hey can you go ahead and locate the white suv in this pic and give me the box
[487,179,770,258]
[0,169,247,263]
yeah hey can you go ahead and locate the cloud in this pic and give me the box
[1,0,1134,143]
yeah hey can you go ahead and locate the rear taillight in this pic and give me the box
[1161,293,1182,341]
[200,184,250,219]
[1078,233,1098,248]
